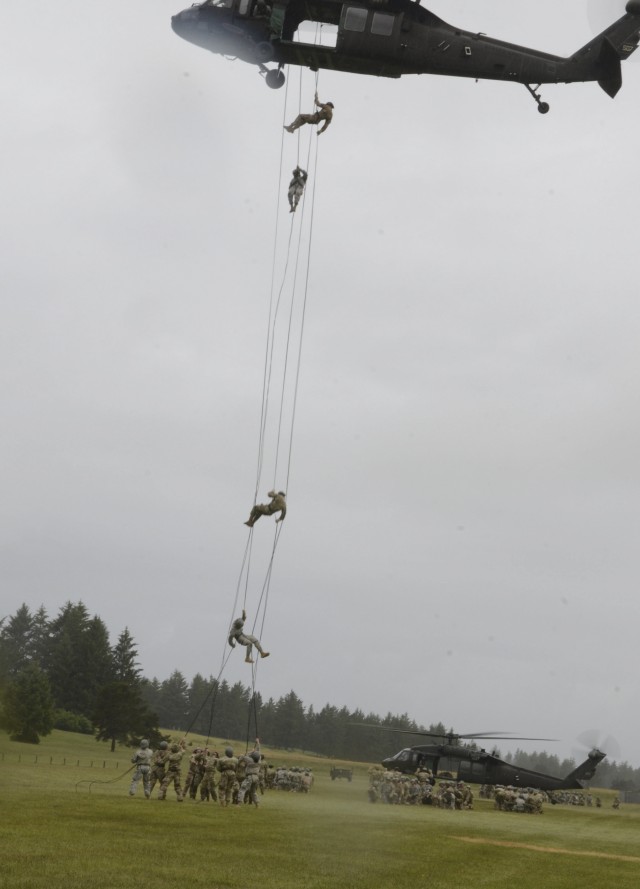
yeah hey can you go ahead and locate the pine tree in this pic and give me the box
[93,681,160,752]
[156,671,189,730]
[0,663,54,743]
[0,604,36,680]
[112,628,141,684]
[272,691,306,749]
[187,674,216,736]
[47,603,113,716]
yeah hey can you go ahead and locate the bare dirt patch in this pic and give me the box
[453,836,640,863]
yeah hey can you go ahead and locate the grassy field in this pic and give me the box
[1,730,639,889]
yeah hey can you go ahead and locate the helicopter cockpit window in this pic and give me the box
[370,13,394,36]
[344,7,367,32]
[391,749,414,763]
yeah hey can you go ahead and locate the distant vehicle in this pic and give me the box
[330,767,353,781]
[171,0,640,113]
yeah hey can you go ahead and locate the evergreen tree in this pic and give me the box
[0,604,36,679]
[272,691,306,749]
[247,689,262,742]
[112,628,141,684]
[47,603,113,716]
[140,677,162,715]
[93,680,160,752]
[226,681,252,740]
[156,671,189,729]
[82,616,115,694]
[258,697,276,742]
[187,674,216,736]
[30,607,50,670]
[211,681,252,740]
[0,663,54,743]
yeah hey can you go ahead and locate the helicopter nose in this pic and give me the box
[171,8,199,36]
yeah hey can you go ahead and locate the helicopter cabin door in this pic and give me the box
[337,5,402,62]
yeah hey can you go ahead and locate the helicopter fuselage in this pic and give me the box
[383,744,606,792]
[172,0,640,109]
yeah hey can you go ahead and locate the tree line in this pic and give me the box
[0,602,157,749]
[0,602,638,790]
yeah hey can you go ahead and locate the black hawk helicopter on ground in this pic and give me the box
[369,726,607,791]
[172,0,640,112]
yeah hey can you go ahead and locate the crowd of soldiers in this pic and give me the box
[479,785,620,813]
[270,765,314,792]
[130,739,267,806]
[367,767,473,809]
[548,791,602,807]
[492,786,546,814]
[129,739,314,805]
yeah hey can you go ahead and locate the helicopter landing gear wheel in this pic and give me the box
[525,83,550,115]
[265,67,285,90]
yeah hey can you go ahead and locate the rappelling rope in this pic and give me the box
[284,74,321,491]
[254,76,293,502]
[75,764,136,793]
[197,67,323,750]
[244,72,323,730]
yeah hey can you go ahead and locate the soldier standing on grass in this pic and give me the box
[217,747,239,807]
[199,751,219,802]
[238,740,262,807]
[183,747,205,800]
[129,739,153,798]
[158,744,184,801]
[148,740,169,796]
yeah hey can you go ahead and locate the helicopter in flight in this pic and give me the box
[373,727,607,791]
[171,0,640,113]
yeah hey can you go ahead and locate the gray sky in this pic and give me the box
[2,0,639,766]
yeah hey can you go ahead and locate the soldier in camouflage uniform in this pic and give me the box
[199,751,219,802]
[148,740,169,796]
[284,93,334,135]
[287,166,308,213]
[266,763,276,788]
[129,739,153,798]
[455,781,474,810]
[158,743,184,801]
[217,746,239,807]
[183,747,206,800]
[238,750,262,807]
[228,610,270,663]
[244,490,287,527]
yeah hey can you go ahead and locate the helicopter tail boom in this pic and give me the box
[561,748,607,788]
[568,3,640,96]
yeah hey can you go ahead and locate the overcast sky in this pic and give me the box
[2,0,639,766]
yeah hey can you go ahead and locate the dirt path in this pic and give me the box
[453,835,640,863]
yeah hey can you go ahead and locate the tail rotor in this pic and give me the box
[587,0,640,62]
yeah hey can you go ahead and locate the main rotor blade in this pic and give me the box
[349,724,557,741]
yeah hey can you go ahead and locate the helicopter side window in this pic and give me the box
[343,7,367,32]
[370,13,394,37]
